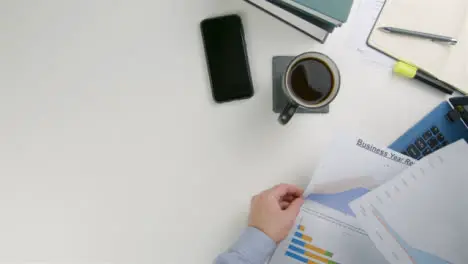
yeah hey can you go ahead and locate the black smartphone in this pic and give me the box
[201,15,254,103]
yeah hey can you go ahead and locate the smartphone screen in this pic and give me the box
[201,15,254,103]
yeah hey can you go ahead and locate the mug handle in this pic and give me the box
[278,102,298,125]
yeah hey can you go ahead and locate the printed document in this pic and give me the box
[350,140,468,264]
[269,135,415,264]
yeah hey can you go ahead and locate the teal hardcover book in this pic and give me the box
[290,0,353,23]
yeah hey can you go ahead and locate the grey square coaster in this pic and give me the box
[272,56,329,114]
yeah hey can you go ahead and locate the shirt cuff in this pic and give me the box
[230,227,277,264]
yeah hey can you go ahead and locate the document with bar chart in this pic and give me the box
[269,135,418,264]
[269,204,388,264]
[304,135,415,217]
[350,140,468,264]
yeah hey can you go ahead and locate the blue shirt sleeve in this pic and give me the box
[214,227,277,264]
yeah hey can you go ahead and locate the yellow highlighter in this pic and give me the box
[393,61,454,95]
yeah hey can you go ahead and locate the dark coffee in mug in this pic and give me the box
[279,52,340,125]
[288,58,334,104]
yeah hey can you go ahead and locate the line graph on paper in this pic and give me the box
[371,208,452,264]
[304,135,414,217]
[306,176,379,216]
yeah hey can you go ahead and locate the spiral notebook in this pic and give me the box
[368,0,468,94]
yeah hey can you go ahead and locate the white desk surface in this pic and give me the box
[0,0,448,263]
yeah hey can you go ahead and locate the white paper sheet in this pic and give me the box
[303,135,415,217]
[269,205,387,264]
[350,140,468,264]
[269,135,415,264]
[348,0,394,67]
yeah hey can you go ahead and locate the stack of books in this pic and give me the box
[244,0,354,43]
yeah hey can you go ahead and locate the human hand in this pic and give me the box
[248,184,304,243]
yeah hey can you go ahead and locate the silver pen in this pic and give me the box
[380,27,458,45]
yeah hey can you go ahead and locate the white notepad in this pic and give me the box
[369,0,468,94]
